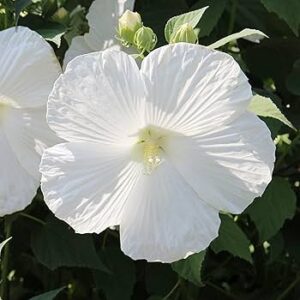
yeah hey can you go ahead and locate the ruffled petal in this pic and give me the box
[2,105,60,180]
[120,160,220,263]
[84,0,135,50]
[63,36,94,69]
[0,26,61,108]
[0,129,38,216]
[165,112,275,214]
[48,50,145,144]
[40,142,141,234]
[141,43,252,135]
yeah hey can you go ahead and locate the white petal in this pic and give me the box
[2,106,60,180]
[120,160,220,263]
[141,43,252,135]
[0,26,61,108]
[84,0,135,50]
[0,130,38,216]
[40,142,141,234]
[63,36,93,69]
[48,50,145,144]
[166,112,275,214]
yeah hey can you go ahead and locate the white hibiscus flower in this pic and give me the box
[40,43,275,263]
[0,26,61,216]
[64,0,135,67]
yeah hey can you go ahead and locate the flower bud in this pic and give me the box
[170,23,198,44]
[118,10,142,45]
[133,26,157,53]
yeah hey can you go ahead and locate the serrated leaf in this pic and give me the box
[211,215,252,263]
[172,251,206,286]
[31,217,108,272]
[164,7,208,43]
[93,248,136,300]
[248,94,296,130]
[29,287,65,300]
[246,177,297,242]
[208,28,267,49]
[192,0,226,37]
[261,0,300,36]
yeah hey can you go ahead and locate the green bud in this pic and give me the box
[118,10,142,45]
[133,26,157,53]
[170,23,198,44]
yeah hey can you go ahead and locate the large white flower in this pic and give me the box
[0,26,61,216]
[64,0,135,67]
[41,43,275,263]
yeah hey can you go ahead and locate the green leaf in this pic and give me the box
[208,28,267,49]
[29,287,65,300]
[248,94,296,130]
[94,248,136,300]
[192,0,226,37]
[172,251,206,286]
[164,7,208,43]
[15,0,32,23]
[261,0,300,36]
[268,233,285,264]
[37,23,66,47]
[211,215,252,263]
[31,217,108,272]
[246,177,297,242]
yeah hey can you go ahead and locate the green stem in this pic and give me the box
[162,279,181,300]
[19,213,46,225]
[228,0,238,35]
[0,217,12,300]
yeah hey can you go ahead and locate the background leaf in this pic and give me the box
[172,251,206,286]
[261,0,300,36]
[31,217,108,271]
[248,94,296,130]
[211,215,253,263]
[37,23,66,47]
[192,0,226,38]
[246,177,297,242]
[164,7,208,42]
[93,247,136,300]
[208,28,267,49]
[15,0,32,23]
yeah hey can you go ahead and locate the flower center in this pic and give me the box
[137,126,166,175]
[143,140,161,174]
[0,101,7,123]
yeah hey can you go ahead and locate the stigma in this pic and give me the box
[137,126,166,175]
